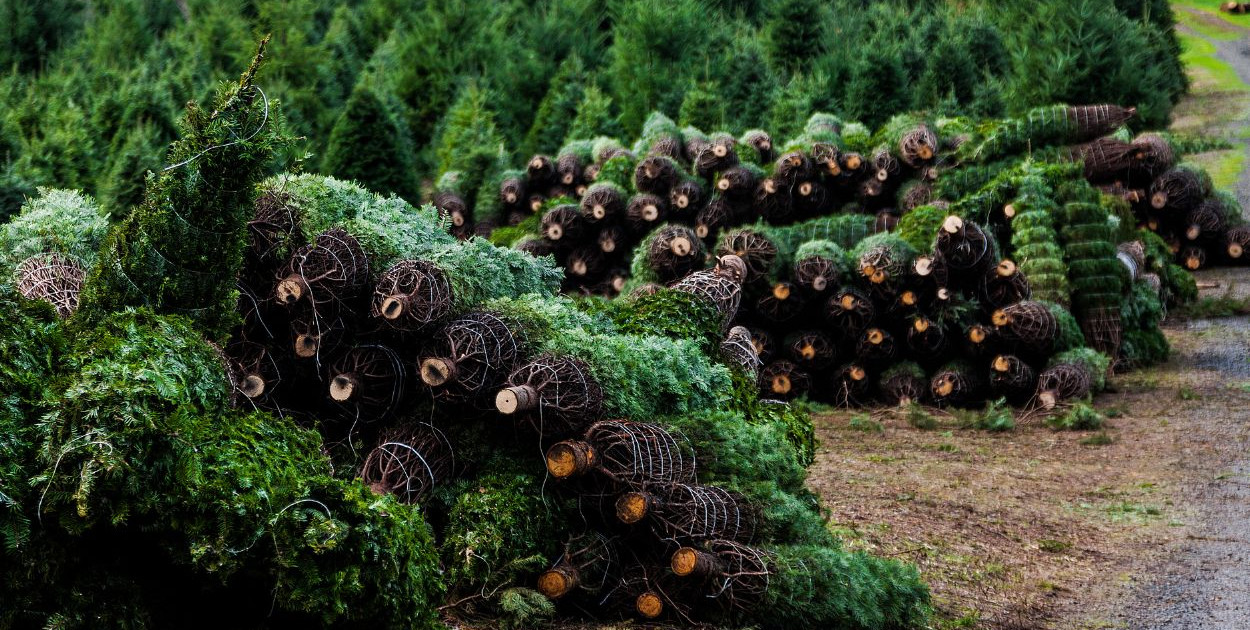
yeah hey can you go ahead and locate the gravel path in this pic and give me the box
[1113,13,1250,628]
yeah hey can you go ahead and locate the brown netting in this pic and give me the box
[811,142,842,177]
[793,254,842,294]
[15,252,84,318]
[1117,241,1147,272]
[669,179,706,217]
[516,237,555,258]
[671,269,743,322]
[557,152,584,186]
[497,354,604,436]
[906,317,949,360]
[720,325,762,377]
[758,360,811,400]
[580,184,625,224]
[288,311,350,363]
[371,259,454,332]
[964,323,999,358]
[746,326,778,364]
[538,531,621,600]
[785,330,837,370]
[980,259,1031,308]
[248,190,302,267]
[1150,167,1204,211]
[500,175,527,208]
[754,282,806,325]
[567,246,608,280]
[236,281,282,341]
[693,136,739,178]
[1182,245,1209,270]
[1079,305,1123,357]
[989,354,1037,403]
[880,370,927,407]
[715,165,760,199]
[1069,137,1137,181]
[858,241,910,290]
[601,560,691,622]
[635,155,681,195]
[626,193,668,234]
[754,177,796,224]
[1226,225,1250,260]
[992,300,1057,353]
[1067,104,1137,140]
[1130,133,1176,178]
[872,146,900,183]
[434,190,472,238]
[1141,272,1163,295]
[275,227,370,313]
[856,327,897,365]
[420,311,521,407]
[684,135,712,165]
[695,198,733,240]
[935,216,993,270]
[840,151,866,175]
[673,540,773,612]
[1036,362,1092,409]
[527,191,548,214]
[359,423,455,503]
[829,363,871,407]
[741,130,774,164]
[1095,183,1146,205]
[596,224,629,255]
[930,366,985,408]
[899,125,938,168]
[547,419,694,486]
[542,204,586,244]
[772,151,812,185]
[900,182,934,211]
[716,229,778,283]
[1185,200,1227,242]
[823,286,875,338]
[649,136,685,163]
[527,154,556,184]
[224,339,284,406]
[618,483,755,545]
[646,225,706,282]
[327,344,407,420]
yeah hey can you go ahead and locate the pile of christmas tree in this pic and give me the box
[0,43,929,629]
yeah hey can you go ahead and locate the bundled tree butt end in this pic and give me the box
[538,567,579,599]
[419,357,457,387]
[276,276,306,305]
[636,592,664,619]
[546,440,597,478]
[329,374,358,402]
[671,547,721,578]
[942,215,964,234]
[496,384,539,414]
[380,295,408,320]
[240,374,266,399]
[615,491,653,524]
[294,334,320,358]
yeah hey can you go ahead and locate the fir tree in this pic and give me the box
[435,82,506,211]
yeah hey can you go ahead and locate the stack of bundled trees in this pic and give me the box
[0,49,929,629]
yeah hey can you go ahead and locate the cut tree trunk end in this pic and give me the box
[671,547,722,578]
[537,567,579,599]
[496,384,540,414]
[615,491,653,524]
[419,357,457,387]
[546,440,597,478]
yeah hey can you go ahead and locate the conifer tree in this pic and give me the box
[322,73,420,202]
[78,39,285,341]
[522,55,588,157]
[564,84,624,143]
[435,82,506,211]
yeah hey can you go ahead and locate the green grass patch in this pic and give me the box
[1178,29,1250,93]
[1174,0,1250,33]
[1174,288,1250,318]
[1186,149,1246,190]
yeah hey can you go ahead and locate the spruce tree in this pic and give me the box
[435,82,506,211]
[521,55,588,157]
[564,84,623,143]
[322,73,419,202]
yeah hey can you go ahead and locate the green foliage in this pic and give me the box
[435,82,506,210]
[746,544,930,630]
[424,237,564,310]
[609,288,724,355]
[322,73,419,202]
[1050,347,1111,392]
[78,43,285,341]
[522,55,589,157]
[897,203,949,252]
[0,188,109,273]
[1046,402,1105,430]
[956,398,1015,432]
[565,85,624,144]
[20,308,442,628]
[437,457,567,609]
[497,587,556,629]
[678,81,725,133]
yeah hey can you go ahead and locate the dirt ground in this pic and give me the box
[810,267,1250,630]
